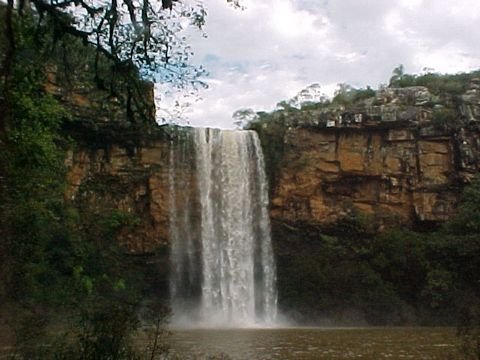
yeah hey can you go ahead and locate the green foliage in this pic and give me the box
[421,268,454,309]
[446,177,480,235]
[332,84,375,106]
[57,288,141,359]
[232,108,256,129]
[276,100,300,111]
[370,229,428,303]
[4,0,208,85]
[97,209,141,238]
[276,216,408,325]
[432,107,459,129]
[2,38,73,308]
[428,181,480,337]
[389,64,479,95]
[1,11,169,359]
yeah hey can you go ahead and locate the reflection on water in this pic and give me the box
[169,327,457,359]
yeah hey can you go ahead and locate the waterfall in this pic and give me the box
[169,127,277,327]
[169,133,201,316]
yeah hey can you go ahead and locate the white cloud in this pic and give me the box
[269,0,320,38]
[155,0,480,128]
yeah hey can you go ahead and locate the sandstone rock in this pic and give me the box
[353,202,374,214]
[337,134,367,172]
[269,122,474,228]
[419,140,450,154]
[388,129,415,142]
[63,76,480,255]
[66,140,171,254]
[412,191,457,222]
[140,146,165,165]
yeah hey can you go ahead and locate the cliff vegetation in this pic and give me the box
[0,5,175,359]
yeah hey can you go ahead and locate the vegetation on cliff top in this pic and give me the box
[245,66,480,128]
[388,64,478,95]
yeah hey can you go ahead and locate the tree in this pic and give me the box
[446,176,480,235]
[389,64,405,86]
[289,83,327,108]
[331,83,375,106]
[232,108,256,129]
[3,0,207,85]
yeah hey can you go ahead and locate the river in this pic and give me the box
[168,327,457,359]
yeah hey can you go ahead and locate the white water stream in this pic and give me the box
[169,128,277,327]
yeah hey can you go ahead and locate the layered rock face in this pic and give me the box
[43,52,174,254]
[271,127,463,227]
[261,83,480,229]
[65,140,172,253]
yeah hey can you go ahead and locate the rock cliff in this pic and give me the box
[42,51,175,254]
[44,56,480,324]
[65,139,172,253]
[251,81,480,230]
[271,126,459,227]
[63,75,480,254]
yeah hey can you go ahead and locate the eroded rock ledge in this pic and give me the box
[253,82,480,230]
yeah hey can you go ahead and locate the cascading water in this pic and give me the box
[169,127,277,327]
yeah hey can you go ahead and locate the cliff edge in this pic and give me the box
[249,80,480,230]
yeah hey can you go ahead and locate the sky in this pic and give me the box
[156,0,480,128]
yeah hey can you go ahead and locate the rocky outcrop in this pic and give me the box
[271,126,465,227]
[38,42,176,254]
[64,137,174,254]
[256,82,480,229]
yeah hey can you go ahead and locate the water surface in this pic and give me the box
[169,327,457,359]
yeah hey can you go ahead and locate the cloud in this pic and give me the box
[155,0,480,128]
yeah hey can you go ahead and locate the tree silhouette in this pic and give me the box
[3,0,209,87]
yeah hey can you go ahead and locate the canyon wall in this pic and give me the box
[63,79,480,254]
[65,120,480,254]
[253,84,480,231]
[60,73,480,324]
[65,138,172,253]
[251,82,480,323]
[271,126,463,228]
[41,53,176,255]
